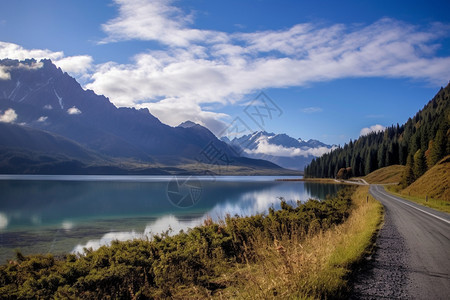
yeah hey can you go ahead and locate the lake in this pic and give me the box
[0,175,342,263]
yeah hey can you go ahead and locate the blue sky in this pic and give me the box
[1,0,450,145]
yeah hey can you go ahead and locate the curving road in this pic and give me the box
[351,185,450,299]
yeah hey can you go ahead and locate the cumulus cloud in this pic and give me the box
[37,116,48,122]
[67,106,82,115]
[244,138,334,158]
[0,41,93,78]
[53,55,93,75]
[0,41,63,61]
[138,99,228,135]
[301,107,323,113]
[0,108,17,123]
[360,124,386,136]
[101,0,227,47]
[0,60,44,80]
[0,66,11,80]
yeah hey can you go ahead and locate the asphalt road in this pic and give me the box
[351,185,450,299]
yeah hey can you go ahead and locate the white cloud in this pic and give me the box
[0,108,17,123]
[0,41,63,61]
[53,55,93,75]
[138,98,228,135]
[301,107,323,113]
[43,104,53,110]
[67,106,82,115]
[244,138,334,158]
[360,124,386,136]
[0,42,93,78]
[0,66,10,80]
[37,116,48,122]
[0,60,44,80]
[101,0,227,47]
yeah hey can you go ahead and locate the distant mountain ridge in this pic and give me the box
[0,59,299,175]
[222,131,334,171]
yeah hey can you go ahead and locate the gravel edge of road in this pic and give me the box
[349,188,411,299]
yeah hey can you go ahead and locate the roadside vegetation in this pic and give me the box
[0,186,382,299]
[218,185,382,299]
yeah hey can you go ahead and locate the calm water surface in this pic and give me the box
[0,175,342,262]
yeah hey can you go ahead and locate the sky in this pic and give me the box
[1,0,450,146]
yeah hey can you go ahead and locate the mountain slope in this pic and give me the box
[0,59,298,175]
[0,122,175,174]
[0,122,110,174]
[0,122,98,160]
[223,131,333,171]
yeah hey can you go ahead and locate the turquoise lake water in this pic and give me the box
[0,175,342,262]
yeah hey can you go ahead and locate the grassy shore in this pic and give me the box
[276,178,344,184]
[0,186,382,299]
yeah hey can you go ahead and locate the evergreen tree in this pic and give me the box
[401,154,415,188]
[413,149,426,179]
[377,143,386,169]
[425,140,434,169]
[429,124,447,166]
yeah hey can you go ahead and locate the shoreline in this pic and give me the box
[276,178,339,183]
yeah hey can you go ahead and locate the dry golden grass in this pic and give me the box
[363,165,405,184]
[216,186,383,299]
[385,156,450,213]
[401,155,450,202]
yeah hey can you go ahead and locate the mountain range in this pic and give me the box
[222,131,334,171]
[0,59,300,175]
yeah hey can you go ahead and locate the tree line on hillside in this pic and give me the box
[304,84,450,187]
